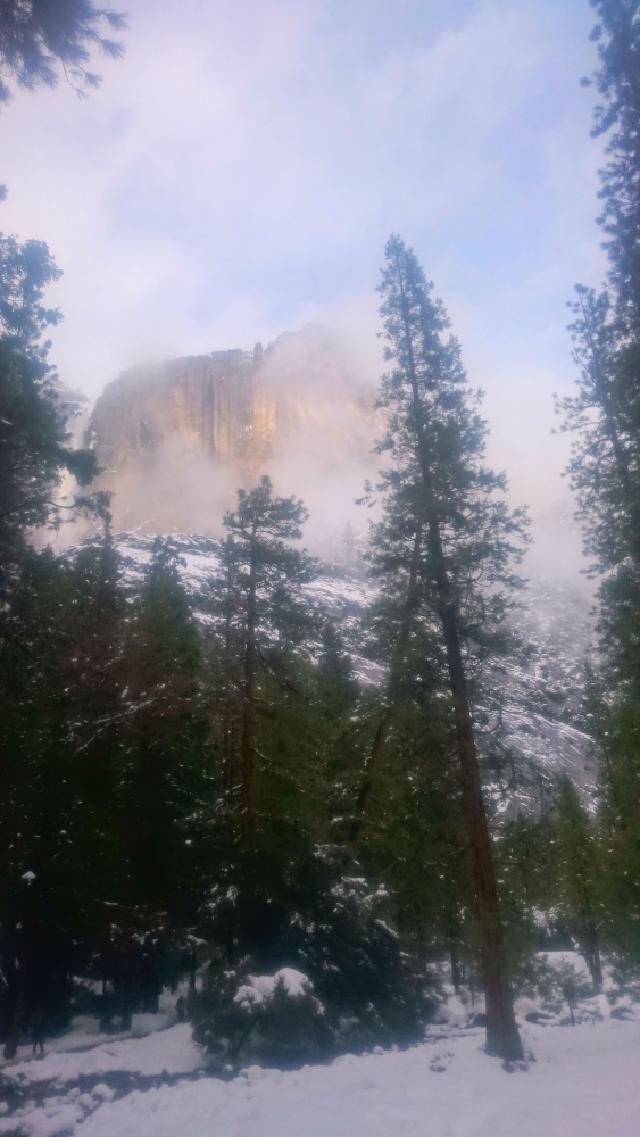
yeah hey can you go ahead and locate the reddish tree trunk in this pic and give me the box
[431,520,523,1060]
[240,531,258,845]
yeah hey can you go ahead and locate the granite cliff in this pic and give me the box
[89,326,377,538]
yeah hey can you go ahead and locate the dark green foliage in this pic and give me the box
[216,476,316,841]
[0,233,97,579]
[0,1,126,104]
[118,539,208,917]
[587,0,640,329]
[0,534,215,1050]
[553,778,604,988]
[192,837,436,1061]
[558,1,640,973]
[556,284,640,571]
[192,965,330,1067]
[365,234,526,1059]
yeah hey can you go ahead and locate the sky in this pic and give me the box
[0,0,606,580]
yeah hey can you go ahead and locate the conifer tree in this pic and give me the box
[589,0,640,333]
[371,234,528,1060]
[120,539,207,919]
[558,1,640,958]
[0,233,96,584]
[346,523,424,850]
[554,777,604,990]
[221,476,313,843]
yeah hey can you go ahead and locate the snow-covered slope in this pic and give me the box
[109,532,597,815]
[3,1018,639,1137]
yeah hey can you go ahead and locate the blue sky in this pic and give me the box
[0,0,605,576]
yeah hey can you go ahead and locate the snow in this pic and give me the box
[234,968,314,1007]
[276,967,312,998]
[3,1023,205,1085]
[4,975,640,1137]
[46,1019,640,1137]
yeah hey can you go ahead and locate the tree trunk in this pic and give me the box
[347,526,422,850]
[433,543,523,1060]
[581,919,603,992]
[3,945,29,1060]
[221,543,236,804]
[583,943,603,993]
[450,942,461,994]
[240,530,258,845]
[347,712,392,849]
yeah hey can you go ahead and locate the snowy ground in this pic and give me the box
[2,1019,640,1137]
[2,956,639,1137]
[74,1020,640,1137]
[1,1022,204,1086]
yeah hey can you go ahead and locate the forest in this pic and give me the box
[1,2,640,1135]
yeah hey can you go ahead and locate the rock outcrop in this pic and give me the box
[89,327,377,537]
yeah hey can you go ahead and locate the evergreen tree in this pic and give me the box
[221,476,314,843]
[554,777,604,989]
[588,0,640,332]
[346,523,425,851]
[120,538,206,918]
[558,1,640,965]
[0,232,96,585]
[371,234,528,1059]
[0,520,126,1053]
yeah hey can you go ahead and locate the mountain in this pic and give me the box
[88,327,377,541]
[68,327,599,810]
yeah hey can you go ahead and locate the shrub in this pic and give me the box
[192,966,330,1065]
[192,833,438,1062]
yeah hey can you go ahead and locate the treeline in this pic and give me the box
[0,470,613,1064]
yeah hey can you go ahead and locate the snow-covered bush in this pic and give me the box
[192,966,329,1064]
[192,837,438,1062]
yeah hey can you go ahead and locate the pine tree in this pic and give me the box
[0,518,127,1053]
[221,476,314,843]
[120,539,208,917]
[371,234,528,1060]
[558,1,640,963]
[346,522,424,851]
[0,232,96,585]
[553,777,604,990]
[589,0,640,333]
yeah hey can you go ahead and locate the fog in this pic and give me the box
[55,309,587,592]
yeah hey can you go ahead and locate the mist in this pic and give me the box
[60,309,587,592]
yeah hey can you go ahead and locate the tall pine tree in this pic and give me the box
[559,1,640,959]
[371,234,528,1060]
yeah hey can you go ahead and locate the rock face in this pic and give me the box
[89,327,377,537]
[93,350,254,470]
